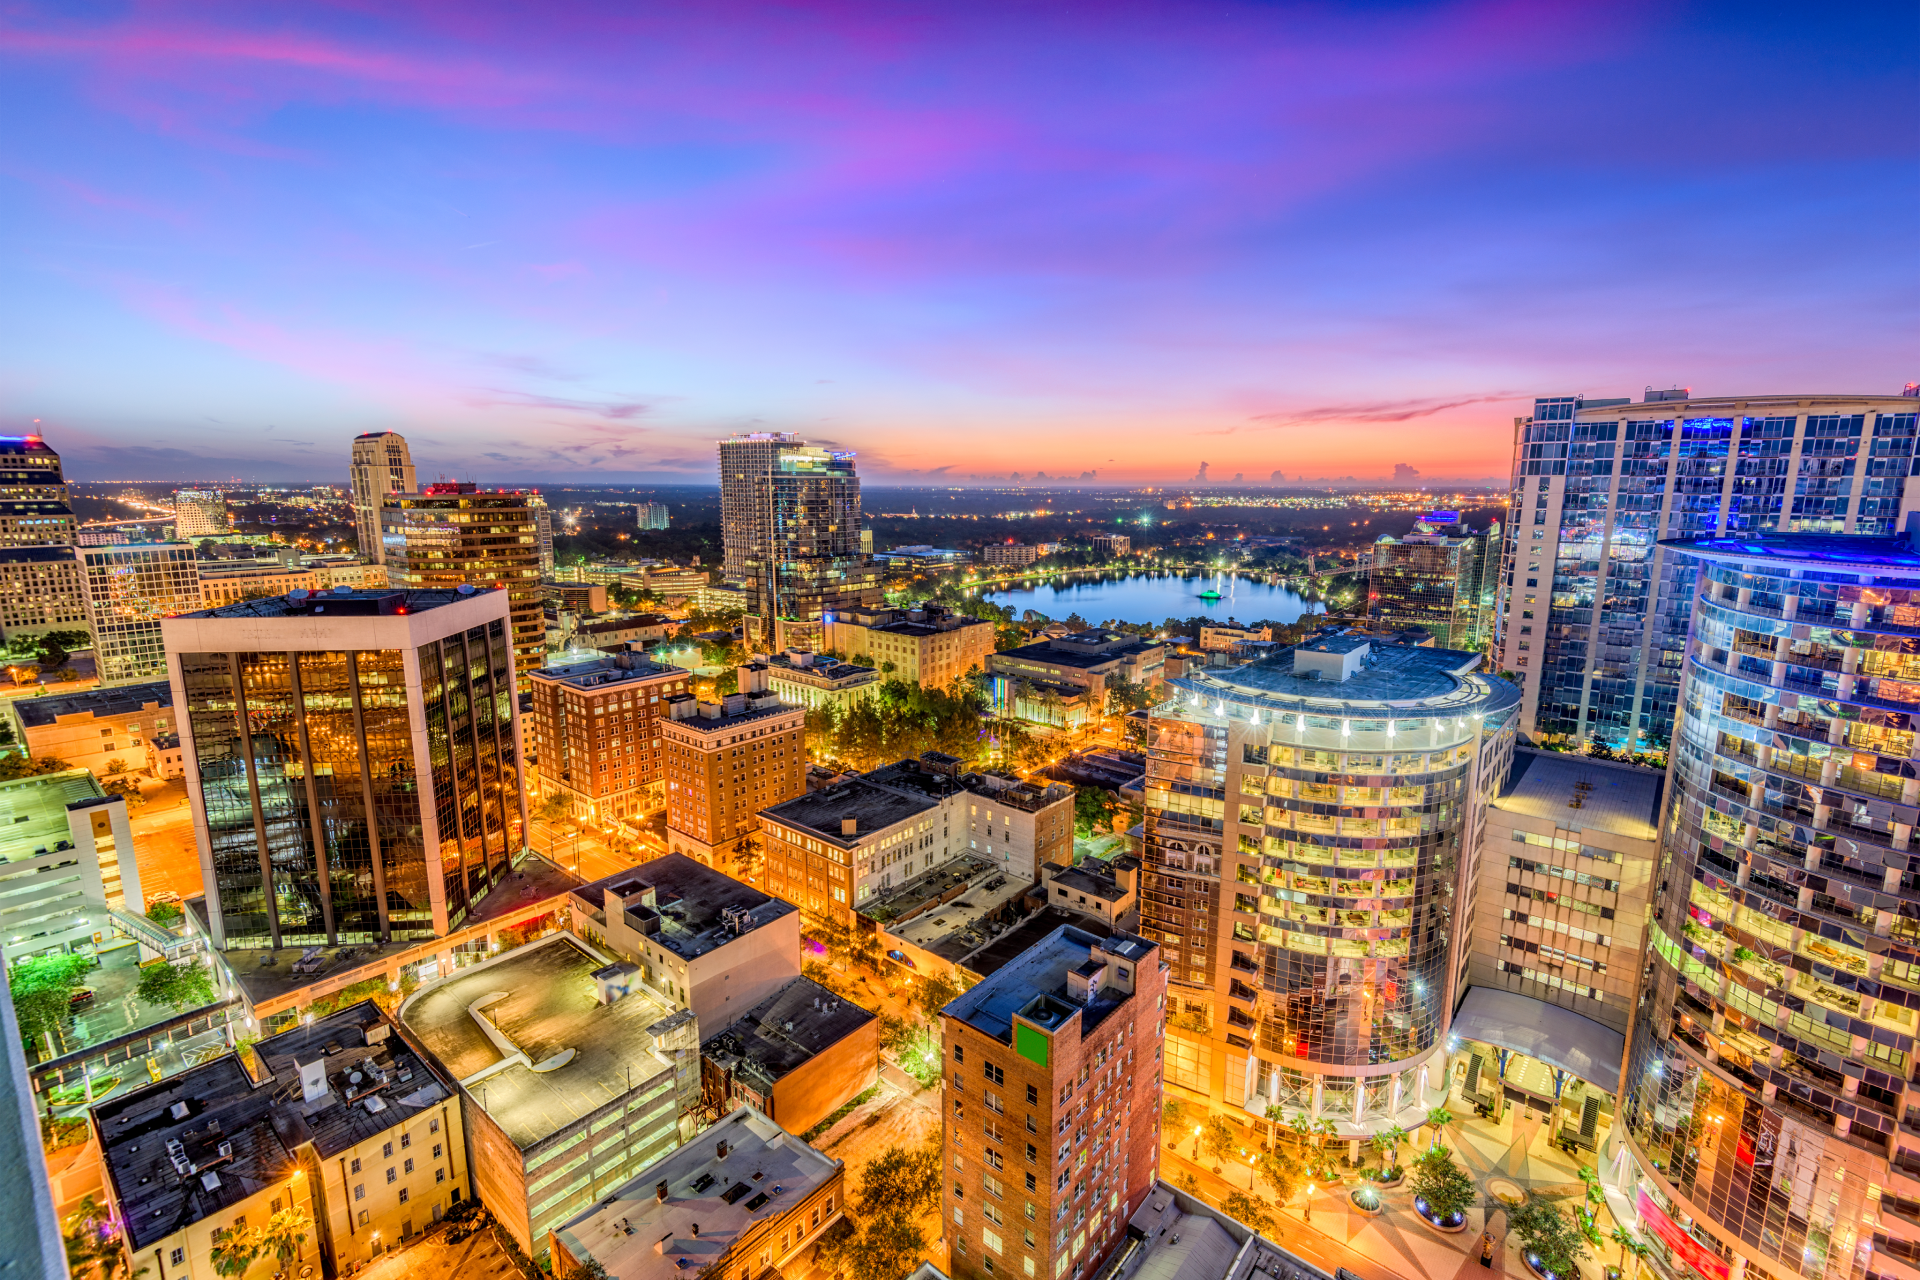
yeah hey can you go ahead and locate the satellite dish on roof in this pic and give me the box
[288,589,309,603]
[457,584,475,595]
[333,584,351,594]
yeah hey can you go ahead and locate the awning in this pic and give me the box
[1450,986,1626,1095]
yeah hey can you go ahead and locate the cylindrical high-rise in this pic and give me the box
[1625,530,1920,1281]
[1142,634,1518,1148]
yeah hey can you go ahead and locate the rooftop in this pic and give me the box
[761,778,946,847]
[15,679,172,728]
[700,978,875,1093]
[880,870,1040,967]
[1171,637,1515,720]
[1109,1181,1329,1280]
[1045,855,1139,904]
[1496,749,1663,843]
[252,1000,451,1159]
[529,653,687,691]
[550,1106,840,1281]
[180,585,502,620]
[399,935,689,1152]
[661,693,799,735]
[571,854,796,962]
[763,652,878,683]
[95,1056,298,1252]
[992,633,1160,670]
[860,854,998,928]
[0,767,106,863]
[943,922,1153,1044]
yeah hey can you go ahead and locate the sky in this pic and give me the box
[0,1,1914,487]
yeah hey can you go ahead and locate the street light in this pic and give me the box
[1304,1183,1314,1223]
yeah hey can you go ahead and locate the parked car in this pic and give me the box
[68,988,95,1008]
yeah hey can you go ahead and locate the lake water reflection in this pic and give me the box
[983,571,1325,628]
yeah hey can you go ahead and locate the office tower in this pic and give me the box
[81,542,204,686]
[349,430,416,563]
[661,664,806,873]
[381,483,545,687]
[821,602,998,689]
[0,545,86,643]
[529,491,555,573]
[1141,633,1516,1156]
[1368,511,1500,650]
[717,433,881,648]
[161,585,527,949]
[527,651,691,822]
[636,501,670,530]
[939,925,1165,1280]
[1620,529,1920,1281]
[171,488,229,538]
[718,432,795,584]
[0,433,75,548]
[1494,390,1919,757]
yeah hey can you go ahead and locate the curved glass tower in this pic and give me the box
[1143,634,1518,1145]
[1625,531,1920,1281]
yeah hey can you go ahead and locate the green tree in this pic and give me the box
[100,757,130,778]
[137,959,216,1013]
[559,1251,611,1279]
[1161,1096,1187,1134]
[0,754,70,782]
[1425,1103,1455,1148]
[255,1206,312,1275]
[854,1138,944,1220]
[1221,1191,1276,1237]
[9,952,90,1046]
[534,792,570,823]
[207,1225,260,1278]
[35,639,69,671]
[1509,1194,1591,1278]
[913,972,965,1022]
[1611,1225,1652,1273]
[1410,1145,1476,1224]
[146,901,183,928]
[1372,1122,1408,1177]
[62,1193,121,1280]
[1254,1149,1303,1204]
[1074,786,1120,837]
[1200,1115,1237,1166]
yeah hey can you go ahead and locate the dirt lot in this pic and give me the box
[354,1223,528,1281]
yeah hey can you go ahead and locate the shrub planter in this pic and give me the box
[1367,1170,1405,1189]
[1413,1197,1468,1234]
[1524,1250,1571,1280]
[1348,1187,1384,1217]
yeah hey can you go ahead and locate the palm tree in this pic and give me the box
[1610,1225,1652,1276]
[1425,1104,1455,1150]
[208,1227,260,1279]
[1374,1123,1408,1176]
[257,1206,312,1276]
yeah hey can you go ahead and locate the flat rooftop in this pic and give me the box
[882,871,1036,966]
[1496,749,1663,843]
[762,778,943,847]
[530,653,686,690]
[571,853,795,961]
[400,935,688,1151]
[0,767,105,862]
[551,1106,840,1280]
[95,1056,297,1252]
[1172,638,1519,720]
[180,585,502,620]
[992,637,1158,670]
[701,977,875,1092]
[1046,855,1138,904]
[253,1000,451,1159]
[943,921,1154,1044]
[1112,1181,1329,1280]
[16,680,172,727]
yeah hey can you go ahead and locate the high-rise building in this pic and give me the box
[349,430,416,563]
[171,488,229,538]
[1141,632,1517,1158]
[0,545,87,643]
[1620,528,1920,1281]
[527,651,691,822]
[0,433,75,547]
[718,433,881,648]
[162,585,528,949]
[1494,390,1920,756]
[636,501,670,530]
[939,924,1165,1280]
[381,483,545,687]
[81,542,204,686]
[1368,511,1500,650]
[529,492,555,574]
[661,664,806,874]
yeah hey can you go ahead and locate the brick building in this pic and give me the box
[661,664,807,875]
[526,652,690,821]
[940,925,1165,1280]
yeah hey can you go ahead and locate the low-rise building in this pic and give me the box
[1196,621,1271,652]
[576,612,677,652]
[196,560,318,608]
[821,602,997,690]
[1106,1181,1330,1279]
[872,545,970,574]
[252,1001,469,1270]
[398,935,701,1262]
[0,545,87,642]
[568,854,802,1037]
[95,1055,320,1281]
[543,580,609,615]
[644,567,709,598]
[762,649,880,712]
[548,1105,844,1281]
[12,679,176,780]
[301,556,389,593]
[1089,533,1131,557]
[986,630,1164,730]
[700,977,878,1137]
[981,543,1043,568]
[527,652,690,821]
[697,583,749,613]
[957,767,1073,885]
[1041,854,1140,931]
[0,770,142,963]
[661,666,807,873]
[940,925,1165,1280]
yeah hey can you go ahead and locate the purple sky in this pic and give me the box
[1,1,1913,485]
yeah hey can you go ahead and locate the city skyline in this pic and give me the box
[2,3,1912,485]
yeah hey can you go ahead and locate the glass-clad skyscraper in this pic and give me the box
[1624,530,1920,1281]
[81,542,205,686]
[163,586,528,949]
[1368,512,1500,651]
[1141,632,1517,1146]
[1495,391,1920,759]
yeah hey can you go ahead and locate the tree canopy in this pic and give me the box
[137,959,216,1013]
[10,952,90,1045]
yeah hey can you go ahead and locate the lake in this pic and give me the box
[983,571,1326,629]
